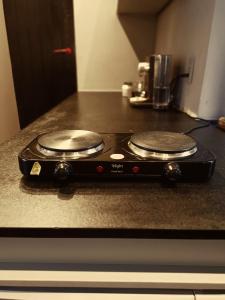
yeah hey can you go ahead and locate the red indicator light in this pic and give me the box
[132,166,140,174]
[96,166,104,173]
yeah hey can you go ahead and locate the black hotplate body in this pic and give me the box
[18,133,216,182]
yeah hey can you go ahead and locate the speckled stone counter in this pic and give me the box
[1,92,225,239]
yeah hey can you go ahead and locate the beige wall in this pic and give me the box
[199,0,225,120]
[155,0,215,117]
[73,0,155,91]
[0,0,20,143]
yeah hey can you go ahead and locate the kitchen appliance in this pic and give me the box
[130,54,172,109]
[129,62,150,106]
[129,61,150,106]
[136,62,150,98]
[18,130,215,182]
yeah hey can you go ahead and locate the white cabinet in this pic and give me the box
[0,291,195,300]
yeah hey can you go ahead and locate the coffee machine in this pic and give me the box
[130,54,172,109]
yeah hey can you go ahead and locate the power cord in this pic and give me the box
[170,74,212,134]
[170,73,189,101]
[183,118,211,135]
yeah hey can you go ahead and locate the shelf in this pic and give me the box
[117,0,171,15]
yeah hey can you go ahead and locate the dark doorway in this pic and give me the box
[3,0,77,128]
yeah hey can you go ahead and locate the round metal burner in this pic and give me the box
[37,130,104,158]
[128,131,197,160]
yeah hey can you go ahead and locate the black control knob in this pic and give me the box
[54,162,72,180]
[164,162,182,181]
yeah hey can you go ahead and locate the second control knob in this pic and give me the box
[164,162,182,181]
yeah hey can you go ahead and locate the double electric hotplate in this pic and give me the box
[18,130,215,182]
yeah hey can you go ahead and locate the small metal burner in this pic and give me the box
[128,131,197,160]
[37,130,104,158]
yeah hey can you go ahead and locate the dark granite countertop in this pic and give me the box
[1,92,225,239]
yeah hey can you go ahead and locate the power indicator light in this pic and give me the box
[96,165,104,173]
[132,166,140,174]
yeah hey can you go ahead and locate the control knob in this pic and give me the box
[54,162,72,180]
[164,162,182,181]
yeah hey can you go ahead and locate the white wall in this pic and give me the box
[199,0,225,120]
[155,0,215,117]
[0,0,20,143]
[73,0,154,91]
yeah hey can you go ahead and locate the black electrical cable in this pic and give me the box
[183,118,211,135]
[169,74,212,134]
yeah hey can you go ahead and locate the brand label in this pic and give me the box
[110,153,124,160]
[111,163,124,173]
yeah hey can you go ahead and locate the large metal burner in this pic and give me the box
[128,131,197,160]
[37,130,104,158]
